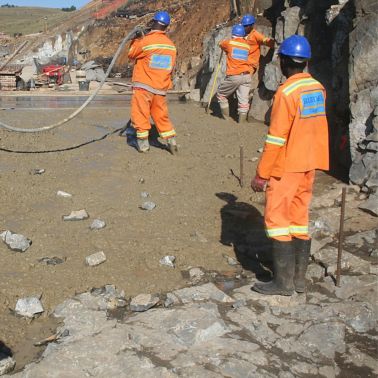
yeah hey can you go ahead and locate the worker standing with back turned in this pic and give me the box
[251,35,329,296]
[241,14,275,73]
[216,25,255,123]
[128,11,178,154]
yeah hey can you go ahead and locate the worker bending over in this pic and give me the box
[128,11,178,154]
[251,35,329,296]
[216,25,255,123]
[241,14,274,73]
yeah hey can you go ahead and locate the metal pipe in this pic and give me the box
[336,187,346,287]
[240,145,244,187]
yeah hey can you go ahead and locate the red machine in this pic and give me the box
[42,65,64,85]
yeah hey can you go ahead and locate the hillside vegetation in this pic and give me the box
[0,7,72,36]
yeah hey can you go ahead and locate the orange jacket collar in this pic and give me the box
[284,72,311,83]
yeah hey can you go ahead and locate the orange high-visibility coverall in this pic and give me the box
[257,72,329,241]
[246,29,274,70]
[217,38,255,114]
[219,38,255,76]
[128,30,177,140]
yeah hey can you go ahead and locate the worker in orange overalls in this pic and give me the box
[216,25,255,123]
[128,11,178,154]
[251,35,329,296]
[241,14,275,73]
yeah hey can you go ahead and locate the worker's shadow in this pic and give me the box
[216,192,273,280]
[120,119,168,152]
[0,341,12,360]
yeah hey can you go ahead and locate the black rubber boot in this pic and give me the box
[253,240,295,296]
[293,238,311,293]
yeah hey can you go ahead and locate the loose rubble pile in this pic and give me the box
[10,238,377,377]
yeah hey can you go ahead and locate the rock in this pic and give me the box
[140,201,156,211]
[223,254,238,266]
[38,256,66,265]
[296,321,346,359]
[56,190,72,198]
[257,147,263,153]
[310,237,333,255]
[90,219,106,230]
[164,293,179,307]
[31,168,45,175]
[251,157,259,162]
[140,191,149,198]
[313,246,370,275]
[15,297,44,317]
[129,294,159,312]
[0,230,31,252]
[232,299,246,309]
[173,283,234,304]
[345,229,377,247]
[309,218,334,238]
[359,193,378,216]
[85,251,107,267]
[189,267,205,282]
[63,209,89,221]
[306,263,325,281]
[263,61,282,92]
[0,357,16,375]
[139,177,145,184]
[159,255,175,268]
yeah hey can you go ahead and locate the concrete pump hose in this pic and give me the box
[0,26,139,133]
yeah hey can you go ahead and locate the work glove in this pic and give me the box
[251,175,268,192]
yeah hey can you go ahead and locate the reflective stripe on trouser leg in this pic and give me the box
[217,75,243,108]
[131,89,153,139]
[236,75,252,114]
[150,94,176,139]
[265,171,315,242]
[288,170,315,240]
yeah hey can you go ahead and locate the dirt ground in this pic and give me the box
[0,99,375,371]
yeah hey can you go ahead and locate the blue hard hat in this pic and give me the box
[278,35,311,60]
[153,11,170,26]
[232,24,246,37]
[241,14,255,26]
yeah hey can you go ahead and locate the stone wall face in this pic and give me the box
[348,1,378,193]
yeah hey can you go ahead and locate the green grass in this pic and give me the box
[0,7,72,36]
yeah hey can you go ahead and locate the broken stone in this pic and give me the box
[313,246,370,275]
[139,177,145,184]
[90,219,106,230]
[1,230,31,252]
[189,267,205,282]
[31,168,45,175]
[223,254,239,266]
[159,255,175,268]
[85,251,107,267]
[370,249,378,258]
[38,256,66,265]
[232,299,246,309]
[140,191,149,198]
[63,209,89,221]
[164,293,179,307]
[251,157,259,162]
[140,201,156,211]
[310,236,333,256]
[15,297,44,317]
[306,263,325,281]
[173,283,234,304]
[129,294,159,312]
[56,190,72,198]
[0,357,16,375]
[345,229,377,247]
[257,147,263,153]
[359,193,378,216]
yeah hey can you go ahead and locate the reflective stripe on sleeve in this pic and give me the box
[266,227,290,238]
[142,44,176,52]
[265,134,286,146]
